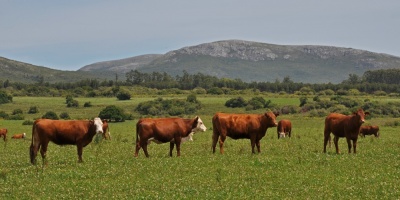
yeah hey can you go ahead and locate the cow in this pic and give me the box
[12,133,26,139]
[359,125,379,138]
[29,117,104,164]
[134,116,207,157]
[212,111,279,154]
[277,119,292,139]
[0,128,7,141]
[323,108,369,154]
[102,120,111,140]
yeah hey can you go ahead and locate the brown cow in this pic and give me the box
[277,119,292,139]
[102,120,111,140]
[323,108,369,154]
[212,111,279,154]
[359,125,379,137]
[135,116,207,157]
[0,128,7,141]
[30,117,104,164]
[12,133,26,139]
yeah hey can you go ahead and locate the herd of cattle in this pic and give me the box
[0,108,380,165]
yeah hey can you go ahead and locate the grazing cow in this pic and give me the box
[277,119,292,139]
[30,118,104,164]
[0,128,7,141]
[323,108,369,154]
[12,133,26,139]
[212,112,279,154]
[135,116,207,157]
[102,120,111,140]
[359,125,379,138]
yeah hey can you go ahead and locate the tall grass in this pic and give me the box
[0,96,399,199]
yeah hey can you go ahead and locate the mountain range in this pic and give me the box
[2,40,400,84]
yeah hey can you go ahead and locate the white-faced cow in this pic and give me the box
[359,125,379,138]
[0,128,7,141]
[30,118,104,164]
[135,116,207,157]
[277,119,292,139]
[323,108,369,154]
[212,112,279,154]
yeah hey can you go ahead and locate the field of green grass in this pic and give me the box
[1,96,399,199]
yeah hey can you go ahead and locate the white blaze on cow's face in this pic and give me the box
[279,132,286,138]
[93,117,104,134]
[193,117,207,133]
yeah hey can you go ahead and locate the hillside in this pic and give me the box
[80,40,400,83]
[0,57,108,83]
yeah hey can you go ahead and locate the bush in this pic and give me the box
[0,91,12,104]
[247,97,265,110]
[225,97,247,108]
[0,111,9,119]
[99,105,127,122]
[135,97,202,116]
[22,120,34,125]
[28,106,39,114]
[7,114,24,120]
[186,94,198,103]
[66,95,74,104]
[207,87,224,95]
[59,112,70,119]
[116,91,131,100]
[67,100,79,107]
[84,102,92,107]
[42,111,59,120]
[12,109,23,115]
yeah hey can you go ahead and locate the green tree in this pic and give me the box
[42,111,59,120]
[99,105,126,122]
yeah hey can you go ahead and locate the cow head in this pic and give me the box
[264,112,279,127]
[354,108,369,124]
[278,132,286,138]
[92,117,104,135]
[22,132,26,138]
[191,116,207,133]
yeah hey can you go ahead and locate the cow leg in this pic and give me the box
[134,141,141,157]
[352,139,357,154]
[169,142,175,157]
[250,135,257,154]
[323,132,330,153]
[30,143,40,165]
[256,139,261,153]
[212,132,219,154]
[219,135,226,154]
[176,142,181,157]
[333,136,340,154]
[77,144,84,163]
[345,137,352,154]
[40,142,49,165]
[142,143,150,158]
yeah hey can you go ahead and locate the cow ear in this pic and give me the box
[365,112,370,115]
[194,116,199,122]
[274,112,279,117]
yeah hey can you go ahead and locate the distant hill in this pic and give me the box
[2,40,400,84]
[79,40,400,83]
[0,57,108,83]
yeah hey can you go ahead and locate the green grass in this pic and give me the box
[0,96,399,199]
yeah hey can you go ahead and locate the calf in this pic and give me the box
[12,133,26,139]
[277,119,292,139]
[102,120,111,140]
[359,125,379,137]
[135,116,207,157]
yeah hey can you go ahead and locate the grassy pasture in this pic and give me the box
[0,96,399,199]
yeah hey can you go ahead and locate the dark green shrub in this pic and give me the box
[135,97,201,116]
[22,120,34,125]
[207,87,224,95]
[225,97,247,108]
[299,96,308,107]
[42,111,59,120]
[28,106,39,114]
[66,95,74,104]
[116,91,131,100]
[86,91,97,97]
[67,100,79,107]
[99,105,127,122]
[0,91,12,104]
[84,102,92,107]
[59,112,70,119]
[0,111,9,119]
[7,114,24,120]
[186,94,198,103]
[12,109,23,115]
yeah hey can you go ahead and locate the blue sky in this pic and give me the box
[1,0,399,71]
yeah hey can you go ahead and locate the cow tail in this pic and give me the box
[30,120,39,164]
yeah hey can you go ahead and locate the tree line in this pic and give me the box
[1,69,400,97]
